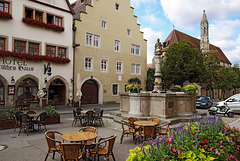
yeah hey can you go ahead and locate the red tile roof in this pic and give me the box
[163,29,231,65]
[147,64,153,69]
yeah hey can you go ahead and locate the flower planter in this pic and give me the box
[0,120,15,130]
[170,88,182,92]
[44,116,60,125]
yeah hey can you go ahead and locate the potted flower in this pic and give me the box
[185,84,197,95]
[44,105,60,124]
[170,84,182,92]
[0,109,16,129]
[126,83,141,93]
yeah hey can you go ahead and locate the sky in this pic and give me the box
[70,0,240,65]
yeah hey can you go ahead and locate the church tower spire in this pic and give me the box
[200,10,209,53]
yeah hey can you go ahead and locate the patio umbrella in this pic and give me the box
[37,70,45,108]
[76,73,82,107]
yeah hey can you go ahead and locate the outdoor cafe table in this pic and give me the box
[61,132,98,142]
[134,120,158,127]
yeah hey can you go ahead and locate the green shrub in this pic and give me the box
[44,105,59,117]
[0,108,16,121]
[185,84,197,95]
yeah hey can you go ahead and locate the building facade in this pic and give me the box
[72,0,147,104]
[0,0,74,108]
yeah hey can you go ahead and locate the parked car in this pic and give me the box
[196,96,213,109]
[216,94,240,113]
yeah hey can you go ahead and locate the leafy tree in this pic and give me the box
[161,40,206,86]
[203,50,221,98]
[146,68,155,91]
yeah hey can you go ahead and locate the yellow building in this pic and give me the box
[72,0,147,104]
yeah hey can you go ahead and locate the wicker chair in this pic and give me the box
[94,109,104,126]
[79,126,98,146]
[139,126,156,141]
[128,117,141,135]
[158,121,171,136]
[120,120,136,144]
[44,131,62,161]
[34,112,47,133]
[89,135,117,161]
[61,143,85,161]
[84,110,95,126]
[151,117,161,124]
[76,107,85,126]
[18,113,31,136]
[72,110,81,127]
[14,111,24,132]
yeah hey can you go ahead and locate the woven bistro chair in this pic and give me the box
[84,110,95,126]
[120,120,136,144]
[61,143,86,161]
[44,131,62,161]
[139,126,156,142]
[34,112,47,133]
[72,110,81,127]
[158,121,171,136]
[89,135,117,161]
[79,126,97,133]
[151,117,161,124]
[94,109,104,126]
[18,113,31,136]
[128,117,141,134]
[14,111,24,132]
[76,107,85,126]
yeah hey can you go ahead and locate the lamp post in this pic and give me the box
[153,38,163,93]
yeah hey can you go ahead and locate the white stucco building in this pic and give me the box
[0,0,74,108]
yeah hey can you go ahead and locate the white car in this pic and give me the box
[217,94,240,113]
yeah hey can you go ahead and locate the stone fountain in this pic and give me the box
[119,39,197,118]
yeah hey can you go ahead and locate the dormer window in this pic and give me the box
[115,3,119,10]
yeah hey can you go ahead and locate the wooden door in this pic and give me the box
[81,80,98,104]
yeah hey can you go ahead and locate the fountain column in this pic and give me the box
[153,38,163,93]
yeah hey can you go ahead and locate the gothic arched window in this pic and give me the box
[17,78,38,101]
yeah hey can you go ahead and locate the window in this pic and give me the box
[101,20,107,29]
[35,10,43,21]
[55,16,62,27]
[25,8,33,19]
[81,0,84,3]
[86,33,100,48]
[0,2,9,13]
[114,40,120,52]
[46,45,56,57]
[17,78,38,100]
[47,14,54,24]
[29,42,39,55]
[127,29,131,36]
[131,44,140,55]
[0,38,5,51]
[0,80,4,102]
[101,59,108,72]
[112,84,118,96]
[116,62,123,73]
[115,3,119,10]
[85,57,92,71]
[58,47,66,58]
[131,63,141,75]
[14,40,26,54]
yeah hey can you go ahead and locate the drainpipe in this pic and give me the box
[72,18,80,106]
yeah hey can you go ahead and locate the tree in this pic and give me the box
[161,40,206,86]
[203,50,221,98]
[146,68,155,91]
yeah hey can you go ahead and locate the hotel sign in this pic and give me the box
[0,58,34,71]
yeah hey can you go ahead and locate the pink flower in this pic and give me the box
[215,149,220,155]
[177,150,181,154]
[220,140,223,144]
[210,147,214,151]
[173,148,176,153]
[162,158,166,161]
[230,134,235,137]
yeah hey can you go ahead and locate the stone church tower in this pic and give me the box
[200,10,209,53]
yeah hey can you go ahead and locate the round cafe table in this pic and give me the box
[61,132,97,142]
[134,121,158,127]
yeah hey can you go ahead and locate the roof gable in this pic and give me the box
[163,29,231,65]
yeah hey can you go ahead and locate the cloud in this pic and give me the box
[161,0,240,29]
[142,13,162,26]
[131,0,157,8]
[141,28,163,63]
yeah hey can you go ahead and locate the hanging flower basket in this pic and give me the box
[0,11,12,20]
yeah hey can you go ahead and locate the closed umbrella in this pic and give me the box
[76,73,82,107]
[37,70,45,108]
